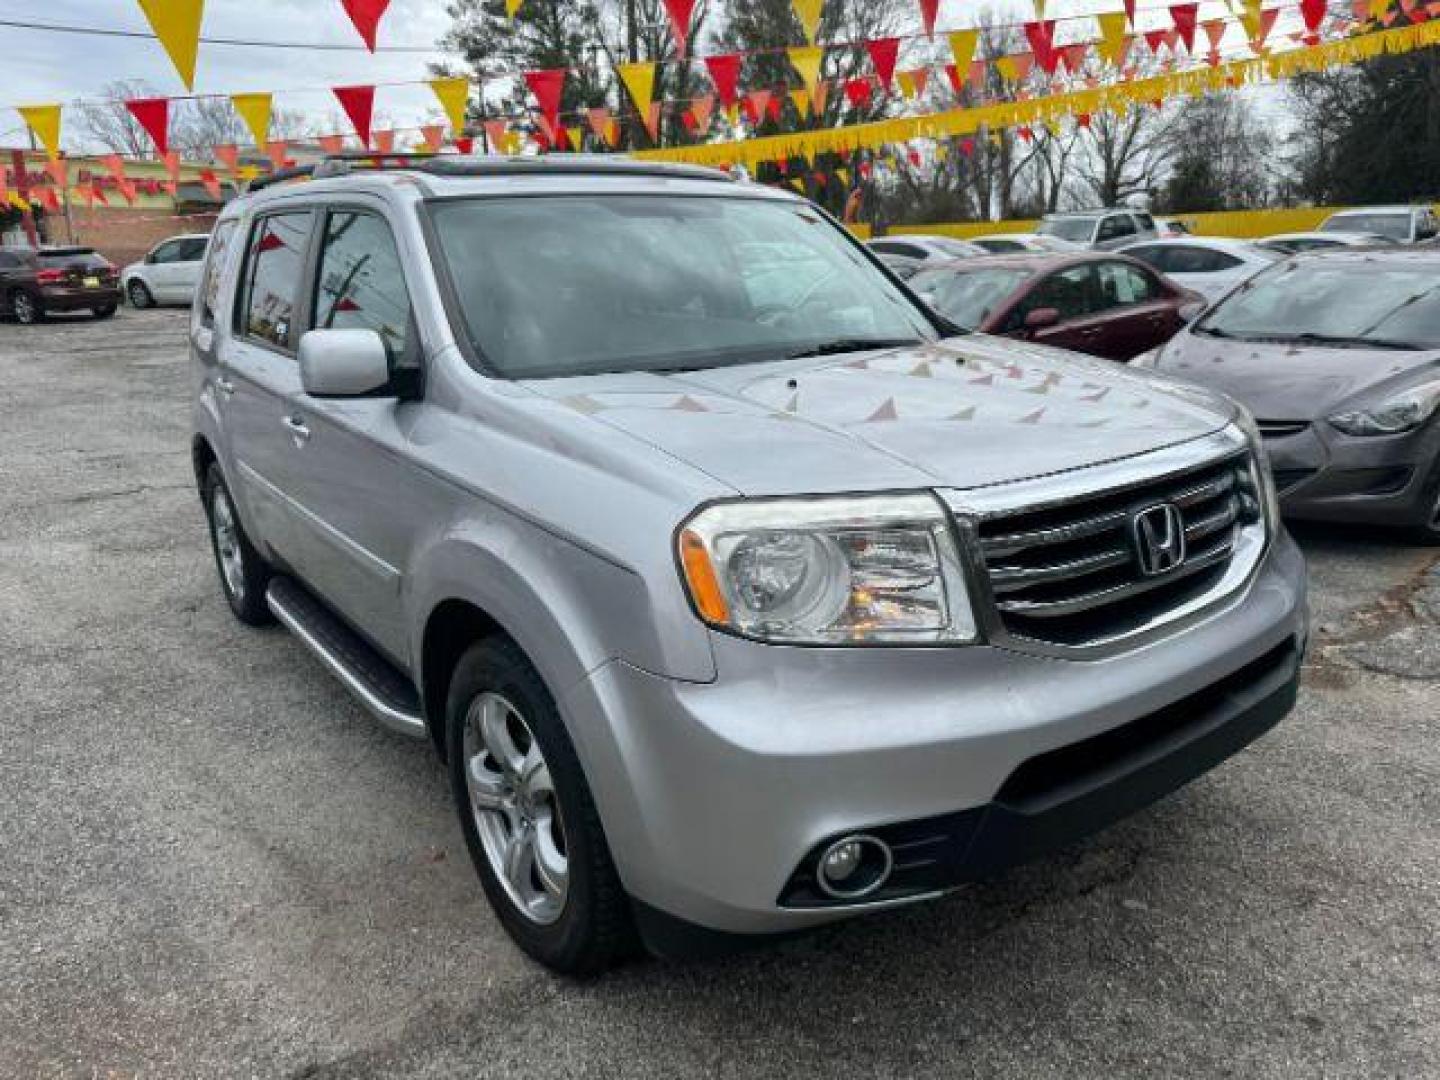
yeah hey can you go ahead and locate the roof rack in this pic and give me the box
[246,151,733,193]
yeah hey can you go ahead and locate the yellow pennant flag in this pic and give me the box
[430,78,470,132]
[948,30,979,73]
[565,126,583,151]
[136,0,206,90]
[230,92,271,148]
[1096,12,1129,66]
[896,70,917,98]
[616,61,657,114]
[1033,0,1047,21]
[994,56,1020,82]
[788,45,825,99]
[18,105,62,160]
[505,0,525,16]
[1367,0,1390,20]
[791,0,825,43]
[789,88,812,117]
[1240,0,1264,40]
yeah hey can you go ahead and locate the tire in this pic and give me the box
[446,637,634,975]
[11,290,42,325]
[201,463,273,626]
[92,304,118,319]
[127,280,154,309]
[1410,479,1440,545]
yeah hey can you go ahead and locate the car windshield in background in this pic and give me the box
[430,195,934,378]
[1195,260,1440,349]
[1321,213,1411,240]
[1037,217,1096,243]
[927,237,980,258]
[38,251,110,270]
[910,266,1033,330]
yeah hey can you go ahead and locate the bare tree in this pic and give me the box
[75,80,159,157]
[1070,105,1175,207]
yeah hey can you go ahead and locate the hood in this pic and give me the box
[1155,330,1440,420]
[523,337,1234,496]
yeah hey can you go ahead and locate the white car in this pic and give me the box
[969,232,1080,254]
[1120,237,1280,303]
[121,233,210,308]
[866,234,987,266]
[1256,231,1391,255]
[1318,205,1438,244]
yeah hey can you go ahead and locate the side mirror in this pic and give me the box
[1024,307,1061,331]
[298,329,391,397]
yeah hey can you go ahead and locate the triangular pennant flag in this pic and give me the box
[332,85,376,147]
[1144,28,1168,53]
[563,126,583,151]
[1024,21,1058,74]
[1299,0,1327,29]
[948,30,979,73]
[126,98,170,155]
[1097,12,1130,65]
[896,69,918,98]
[616,61,657,116]
[918,0,940,37]
[340,0,390,52]
[587,106,612,142]
[372,129,396,153]
[523,69,566,128]
[643,102,663,141]
[118,179,138,206]
[420,124,446,151]
[45,158,68,192]
[705,53,743,105]
[135,0,206,89]
[199,168,222,200]
[453,136,475,154]
[1251,6,1280,48]
[230,92,272,148]
[945,63,964,96]
[1123,0,1137,25]
[994,55,1020,82]
[661,0,696,55]
[866,38,900,88]
[1061,42,1089,72]
[1169,4,1199,51]
[483,120,509,154]
[266,140,289,169]
[504,0,524,15]
[317,133,346,154]
[789,88,812,117]
[791,0,825,43]
[843,78,872,109]
[788,45,826,98]
[18,105,62,160]
[744,89,772,126]
[102,154,127,184]
[162,150,181,179]
[429,78,470,133]
[690,94,714,133]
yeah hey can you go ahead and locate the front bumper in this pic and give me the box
[1265,420,1440,527]
[560,531,1309,935]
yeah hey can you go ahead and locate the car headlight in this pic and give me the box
[1328,382,1440,436]
[1232,407,1282,538]
[677,494,977,644]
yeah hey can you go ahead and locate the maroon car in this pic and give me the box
[909,252,1204,361]
[0,246,122,324]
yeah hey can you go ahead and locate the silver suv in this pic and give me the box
[190,155,1308,973]
[1039,208,1160,250]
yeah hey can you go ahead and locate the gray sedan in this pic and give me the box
[1138,249,1440,541]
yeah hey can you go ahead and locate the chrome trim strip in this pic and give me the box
[266,585,427,739]
[994,540,1233,618]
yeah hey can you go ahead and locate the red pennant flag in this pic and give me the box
[37,186,60,212]
[680,110,699,134]
[483,119,509,153]
[1076,112,1092,128]
[162,150,181,179]
[744,89,772,125]
[766,95,783,122]
[587,106,612,142]
[918,0,941,37]
[523,69,566,129]
[340,0,390,52]
[45,158,67,191]
[421,124,446,151]
[968,61,986,91]
[200,169,222,201]
[705,53,742,106]
[1013,52,1036,80]
[90,181,110,207]
[690,94,714,133]
[118,179,138,205]
[1123,0,1138,24]
[213,144,237,171]
[911,67,931,97]
[1252,7,1280,48]
[1202,19,1227,51]
[866,38,901,88]
[1169,4,1199,51]
[1144,29,1168,53]
[266,140,289,169]
[1018,126,1034,144]
[843,78,872,109]
[333,85,376,147]
[1024,21,1058,74]
[373,129,396,153]
[453,136,475,154]
[661,0,696,55]
[944,64,964,96]
[102,154,126,184]
[1062,43,1089,71]
[125,98,169,155]
[318,134,346,154]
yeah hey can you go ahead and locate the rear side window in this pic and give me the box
[1125,245,1169,272]
[1133,213,1156,231]
[238,212,312,351]
[38,251,109,270]
[199,220,238,328]
[1097,262,1159,305]
[150,240,185,264]
[313,210,412,360]
[1097,215,1136,241]
[179,237,209,262]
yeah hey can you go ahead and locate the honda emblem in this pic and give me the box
[1131,503,1186,577]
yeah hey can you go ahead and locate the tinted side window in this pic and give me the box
[1098,215,1136,241]
[1134,213,1156,231]
[151,240,183,264]
[239,212,312,350]
[1097,262,1159,306]
[1021,265,1099,323]
[313,210,412,359]
[179,237,209,262]
[1125,245,1169,272]
[871,241,924,258]
[199,220,238,328]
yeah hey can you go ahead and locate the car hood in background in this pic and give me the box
[1155,330,1440,420]
[523,336,1235,497]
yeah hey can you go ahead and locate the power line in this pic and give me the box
[0,17,454,53]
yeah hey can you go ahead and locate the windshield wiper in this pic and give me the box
[785,337,922,359]
[1263,332,1421,351]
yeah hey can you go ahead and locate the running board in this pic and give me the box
[266,577,427,739]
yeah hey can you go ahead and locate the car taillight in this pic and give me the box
[36,269,65,284]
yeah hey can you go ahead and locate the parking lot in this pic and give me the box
[1,307,1436,1078]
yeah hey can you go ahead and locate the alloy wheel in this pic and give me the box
[12,292,37,324]
[210,486,247,602]
[128,281,151,308]
[462,691,569,925]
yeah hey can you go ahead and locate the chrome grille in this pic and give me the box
[976,453,1258,648]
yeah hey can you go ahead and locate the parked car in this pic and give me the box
[1257,231,1391,255]
[1120,237,1281,302]
[865,234,986,267]
[874,252,924,279]
[0,246,120,323]
[1318,205,1438,245]
[1136,249,1440,541]
[193,155,1306,973]
[122,233,210,308]
[970,232,1080,254]
[909,252,1204,361]
[1036,208,1160,250]
[1156,218,1193,238]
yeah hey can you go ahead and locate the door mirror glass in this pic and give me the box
[1024,306,1061,330]
[298,329,391,397]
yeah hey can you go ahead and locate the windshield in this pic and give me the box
[38,251,109,270]
[429,195,935,378]
[1321,213,1410,240]
[1038,217,1097,243]
[926,237,981,258]
[1195,259,1440,349]
[910,266,1033,330]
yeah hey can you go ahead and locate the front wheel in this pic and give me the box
[446,638,634,975]
[11,290,42,324]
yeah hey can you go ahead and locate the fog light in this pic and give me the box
[816,834,893,900]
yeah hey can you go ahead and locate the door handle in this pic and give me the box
[282,415,311,443]
[215,375,235,397]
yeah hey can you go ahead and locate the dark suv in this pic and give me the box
[0,246,121,323]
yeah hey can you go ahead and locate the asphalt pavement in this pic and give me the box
[1,308,1436,1078]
